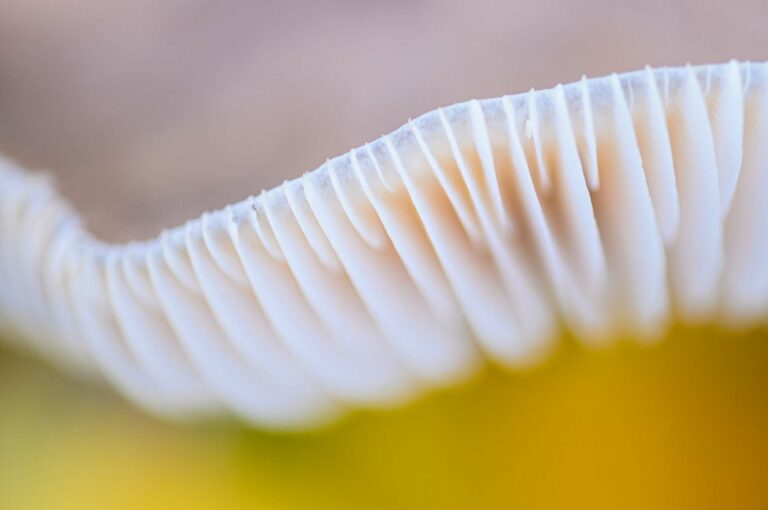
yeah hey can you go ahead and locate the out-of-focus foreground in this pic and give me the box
[2,327,768,508]
[1,1,768,508]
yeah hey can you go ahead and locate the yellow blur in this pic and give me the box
[1,326,767,509]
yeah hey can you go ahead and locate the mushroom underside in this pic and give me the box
[0,61,766,430]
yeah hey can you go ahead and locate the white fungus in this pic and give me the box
[0,61,765,430]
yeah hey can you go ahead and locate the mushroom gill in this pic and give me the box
[0,61,765,430]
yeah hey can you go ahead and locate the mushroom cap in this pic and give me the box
[1,61,766,429]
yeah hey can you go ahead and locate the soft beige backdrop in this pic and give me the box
[1,0,766,241]
[2,3,768,509]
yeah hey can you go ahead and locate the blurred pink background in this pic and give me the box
[0,0,766,242]
[3,3,768,508]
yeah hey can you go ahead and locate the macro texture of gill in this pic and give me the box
[0,61,766,429]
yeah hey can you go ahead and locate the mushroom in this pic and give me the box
[0,61,764,430]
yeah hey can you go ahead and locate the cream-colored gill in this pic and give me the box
[0,61,764,430]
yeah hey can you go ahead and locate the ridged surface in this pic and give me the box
[1,61,766,429]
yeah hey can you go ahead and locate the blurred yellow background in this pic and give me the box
[1,1,768,508]
[3,327,768,509]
